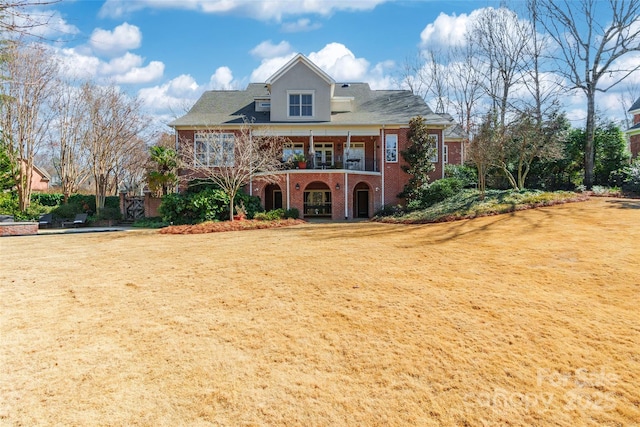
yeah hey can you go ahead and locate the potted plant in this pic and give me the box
[293,153,307,169]
[233,201,247,221]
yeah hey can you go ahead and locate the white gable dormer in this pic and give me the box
[266,54,335,122]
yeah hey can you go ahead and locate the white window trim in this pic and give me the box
[443,143,448,164]
[287,90,315,119]
[385,134,398,163]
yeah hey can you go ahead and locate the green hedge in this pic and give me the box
[159,188,263,224]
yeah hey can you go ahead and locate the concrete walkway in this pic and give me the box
[37,226,136,235]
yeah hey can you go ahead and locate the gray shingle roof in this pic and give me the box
[629,96,640,113]
[627,122,640,132]
[169,83,450,127]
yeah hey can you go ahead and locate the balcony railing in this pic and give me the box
[279,158,380,173]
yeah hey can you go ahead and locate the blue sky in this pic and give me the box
[24,0,640,132]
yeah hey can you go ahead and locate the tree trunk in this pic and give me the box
[584,90,596,189]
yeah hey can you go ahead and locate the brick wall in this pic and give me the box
[0,222,38,237]
[630,133,640,160]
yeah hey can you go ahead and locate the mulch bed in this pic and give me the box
[159,218,306,234]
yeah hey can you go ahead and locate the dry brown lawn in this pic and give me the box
[1,198,639,426]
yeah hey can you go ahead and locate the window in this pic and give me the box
[313,143,333,167]
[283,142,304,162]
[429,134,439,163]
[288,92,313,117]
[194,132,235,167]
[443,144,448,164]
[385,134,398,163]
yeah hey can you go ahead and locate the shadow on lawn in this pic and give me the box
[604,199,640,209]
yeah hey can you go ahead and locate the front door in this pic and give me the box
[356,190,369,218]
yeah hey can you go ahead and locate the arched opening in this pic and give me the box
[304,181,332,217]
[264,184,282,211]
[353,182,370,218]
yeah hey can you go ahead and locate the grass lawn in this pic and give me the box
[1,198,639,426]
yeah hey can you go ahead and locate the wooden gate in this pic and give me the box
[124,196,145,221]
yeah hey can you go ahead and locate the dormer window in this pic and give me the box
[288,91,314,118]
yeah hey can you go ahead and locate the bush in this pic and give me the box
[254,208,285,221]
[159,188,229,224]
[444,164,477,188]
[132,217,169,228]
[30,193,63,207]
[284,207,299,219]
[620,160,640,194]
[374,204,405,218]
[234,192,263,219]
[93,206,122,221]
[418,178,464,208]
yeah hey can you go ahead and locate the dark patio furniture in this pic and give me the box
[38,214,53,228]
[62,213,88,228]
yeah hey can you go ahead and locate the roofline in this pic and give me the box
[266,53,335,86]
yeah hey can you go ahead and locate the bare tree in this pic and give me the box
[535,0,640,188]
[178,121,287,221]
[0,41,57,211]
[82,82,146,214]
[116,136,149,195]
[49,80,90,203]
[470,6,532,127]
[0,1,60,38]
[448,39,485,135]
[398,53,433,100]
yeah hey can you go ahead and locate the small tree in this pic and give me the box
[400,116,437,203]
[179,121,287,221]
[467,114,501,198]
[147,145,178,196]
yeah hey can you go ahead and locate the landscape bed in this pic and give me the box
[1,198,638,426]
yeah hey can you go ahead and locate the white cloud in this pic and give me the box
[250,40,293,60]
[208,66,238,89]
[138,74,202,115]
[57,48,101,79]
[248,42,394,88]
[90,23,142,56]
[281,18,322,33]
[250,53,297,82]
[419,10,481,48]
[99,0,388,21]
[56,48,163,84]
[308,43,369,81]
[113,61,164,84]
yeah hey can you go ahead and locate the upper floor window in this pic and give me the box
[385,134,398,163]
[288,92,313,117]
[194,132,235,167]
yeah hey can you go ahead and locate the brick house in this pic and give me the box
[169,54,453,220]
[626,96,640,160]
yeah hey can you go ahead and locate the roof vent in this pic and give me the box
[341,83,350,88]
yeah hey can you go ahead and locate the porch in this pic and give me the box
[252,169,382,221]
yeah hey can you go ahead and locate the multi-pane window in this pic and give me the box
[429,134,439,163]
[385,134,398,162]
[313,143,333,167]
[289,93,313,117]
[283,142,304,162]
[443,144,449,164]
[194,132,235,167]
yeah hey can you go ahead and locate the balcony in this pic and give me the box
[278,157,380,174]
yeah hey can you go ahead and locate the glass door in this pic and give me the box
[304,190,332,216]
